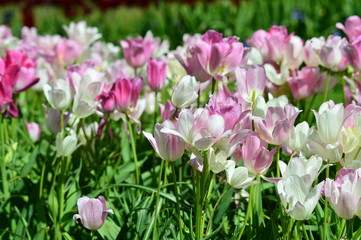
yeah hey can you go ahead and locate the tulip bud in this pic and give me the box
[147,59,166,91]
[171,75,199,108]
[73,195,114,230]
[114,77,142,113]
[56,130,79,157]
[25,122,41,142]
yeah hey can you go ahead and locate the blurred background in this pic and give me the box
[1,0,361,48]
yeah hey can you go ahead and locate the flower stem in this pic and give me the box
[195,171,202,240]
[302,222,310,240]
[153,92,158,128]
[323,166,330,240]
[347,218,354,240]
[286,217,294,240]
[171,162,183,240]
[323,72,331,102]
[341,72,346,105]
[152,160,164,240]
[276,146,281,178]
[0,117,9,198]
[126,115,140,184]
[237,184,254,240]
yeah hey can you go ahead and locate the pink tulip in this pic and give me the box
[288,67,324,99]
[248,26,291,63]
[242,132,276,175]
[320,35,348,71]
[0,77,17,118]
[159,100,176,121]
[25,122,42,142]
[143,120,185,161]
[114,77,142,113]
[4,50,39,93]
[73,196,114,230]
[55,39,83,66]
[344,36,361,71]
[254,104,300,145]
[147,59,166,91]
[176,30,248,82]
[206,94,243,131]
[324,168,361,219]
[336,16,361,42]
[236,65,266,103]
[98,86,116,114]
[120,38,156,68]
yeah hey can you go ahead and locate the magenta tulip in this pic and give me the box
[147,58,166,91]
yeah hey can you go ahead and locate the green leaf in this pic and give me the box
[97,218,120,240]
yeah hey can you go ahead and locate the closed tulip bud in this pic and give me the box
[242,132,276,175]
[286,121,313,153]
[343,36,361,71]
[143,120,185,161]
[114,77,142,113]
[171,75,199,108]
[25,122,41,142]
[43,78,72,110]
[147,59,166,91]
[73,196,114,230]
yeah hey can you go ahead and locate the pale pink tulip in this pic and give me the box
[344,36,361,71]
[73,196,114,230]
[143,121,185,161]
[25,122,42,142]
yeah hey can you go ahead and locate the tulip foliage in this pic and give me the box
[3,16,361,240]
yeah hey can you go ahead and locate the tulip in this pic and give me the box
[279,155,324,183]
[236,65,266,103]
[43,78,72,110]
[278,175,324,220]
[0,75,18,118]
[303,37,325,67]
[286,121,313,153]
[171,75,199,108]
[320,35,348,71]
[312,100,344,144]
[224,160,256,189]
[288,67,325,99]
[242,132,276,175]
[143,120,185,161]
[73,196,114,230]
[336,16,361,42]
[208,147,228,173]
[113,77,142,113]
[253,104,300,145]
[55,39,83,66]
[285,35,304,69]
[324,168,361,219]
[147,59,166,91]
[98,87,116,114]
[159,100,176,121]
[64,21,102,46]
[25,122,41,142]
[343,36,361,71]
[56,130,79,157]
[120,38,156,68]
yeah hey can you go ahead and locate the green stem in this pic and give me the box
[276,146,281,178]
[0,117,9,198]
[211,77,216,94]
[154,92,158,128]
[152,160,164,240]
[206,185,232,234]
[323,166,330,240]
[39,162,46,199]
[302,222,310,240]
[195,171,202,240]
[347,218,354,240]
[338,218,346,240]
[286,217,294,240]
[126,115,140,184]
[323,72,331,102]
[171,162,183,240]
[341,72,346,105]
[237,185,254,240]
